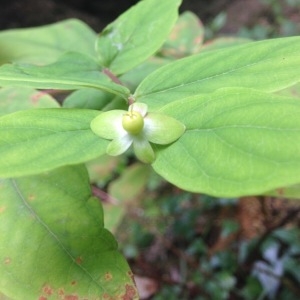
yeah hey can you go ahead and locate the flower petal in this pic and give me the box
[144,113,186,144]
[107,134,133,156]
[90,110,126,139]
[129,102,148,117]
[133,136,155,164]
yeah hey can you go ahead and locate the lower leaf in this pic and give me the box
[0,165,137,299]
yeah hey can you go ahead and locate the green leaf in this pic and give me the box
[0,19,97,65]
[0,291,11,300]
[0,52,130,99]
[86,155,122,187]
[276,82,300,99]
[158,11,204,58]
[120,57,168,91]
[200,37,252,52]
[96,0,182,74]
[63,88,115,110]
[0,165,137,299]
[135,36,300,110]
[109,163,151,203]
[63,88,130,112]
[86,155,126,233]
[265,183,300,199]
[152,88,300,197]
[106,163,151,232]
[102,203,126,235]
[0,108,108,178]
[0,87,59,116]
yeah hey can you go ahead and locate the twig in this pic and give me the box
[91,185,119,205]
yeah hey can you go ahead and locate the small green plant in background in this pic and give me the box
[239,0,300,39]
[117,185,300,299]
[0,0,300,298]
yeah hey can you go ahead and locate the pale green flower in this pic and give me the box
[90,102,185,163]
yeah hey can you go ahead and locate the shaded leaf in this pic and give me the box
[86,156,127,233]
[104,163,152,233]
[120,57,169,92]
[0,87,59,116]
[86,155,122,187]
[102,203,127,235]
[152,88,300,197]
[101,97,130,111]
[0,165,137,299]
[63,88,115,110]
[0,19,97,65]
[158,11,204,58]
[96,0,181,74]
[0,52,130,99]
[86,155,126,233]
[63,88,130,112]
[109,163,151,203]
[135,36,300,110]
[200,37,252,52]
[0,108,108,178]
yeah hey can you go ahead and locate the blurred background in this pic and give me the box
[1,0,300,299]
[1,0,300,39]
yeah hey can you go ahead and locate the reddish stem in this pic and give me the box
[102,68,123,85]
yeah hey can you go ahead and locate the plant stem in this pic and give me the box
[102,68,123,85]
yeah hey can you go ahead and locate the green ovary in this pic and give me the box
[122,111,144,135]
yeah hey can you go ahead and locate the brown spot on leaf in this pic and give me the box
[27,194,36,201]
[39,297,47,300]
[58,288,65,297]
[127,271,133,278]
[42,284,53,296]
[64,295,79,300]
[75,256,83,264]
[31,92,47,104]
[0,206,6,213]
[276,188,284,196]
[122,284,137,300]
[127,271,136,285]
[4,257,11,265]
[71,280,77,286]
[104,272,113,281]
[194,36,202,45]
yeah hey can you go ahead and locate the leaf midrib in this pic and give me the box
[11,179,107,292]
